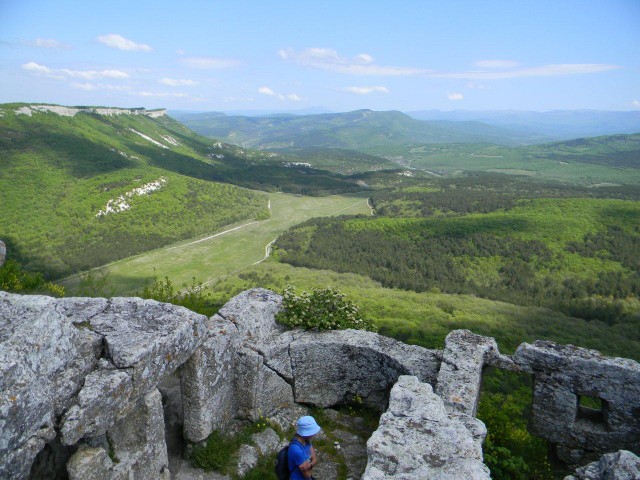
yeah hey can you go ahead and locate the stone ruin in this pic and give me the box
[1,288,639,479]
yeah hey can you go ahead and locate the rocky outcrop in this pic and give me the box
[2,287,640,479]
[282,329,442,409]
[15,105,166,118]
[0,292,205,479]
[514,341,640,465]
[0,239,6,266]
[564,450,640,480]
[436,329,515,416]
[362,375,491,479]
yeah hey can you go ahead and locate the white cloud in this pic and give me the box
[71,83,131,91]
[279,48,618,81]
[140,91,189,98]
[62,68,129,80]
[258,86,302,101]
[278,47,429,76]
[223,96,255,103]
[258,86,276,96]
[181,57,241,69]
[474,60,521,69]
[22,61,52,74]
[356,53,374,64]
[160,78,199,87]
[632,100,640,108]
[97,34,152,52]
[22,61,129,80]
[25,38,71,49]
[447,93,464,101]
[434,63,619,80]
[344,86,389,95]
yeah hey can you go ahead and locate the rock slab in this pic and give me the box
[362,375,490,480]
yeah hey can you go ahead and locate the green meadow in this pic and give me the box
[61,191,371,295]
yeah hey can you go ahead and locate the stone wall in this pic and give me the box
[1,288,639,479]
[514,341,640,466]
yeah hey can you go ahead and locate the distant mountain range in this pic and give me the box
[406,109,640,141]
[172,108,640,151]
[171,109,545,149]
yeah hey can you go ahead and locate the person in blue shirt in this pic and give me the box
[288,415,321,479]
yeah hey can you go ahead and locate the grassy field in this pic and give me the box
[60,191,371,295]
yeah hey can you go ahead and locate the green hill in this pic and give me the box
[274,194,640,325]
[358,132,640,185]
[172,109,537,148]
[0,103,360,278]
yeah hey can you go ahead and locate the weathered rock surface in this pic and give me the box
[0,239,6,266]
[3,287,640,479]
[182,315,240,442]
[216,288,284,341]
[16,104,166,117]
[436,329,506,416]
[514,341,640,463]
[0,293,101,479]
[362,375,490,480]
[564,449,640,480]
[181,288,285,443]
[284,329,442,408]
[0,292,206,478]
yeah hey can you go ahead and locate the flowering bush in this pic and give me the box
[276,285,377,332]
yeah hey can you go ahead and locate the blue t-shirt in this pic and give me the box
[287,438,312,480]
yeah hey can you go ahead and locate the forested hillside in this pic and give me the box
[0,104,361,277]
[174,108,640,185]
[274,174,640,327]
[172,109,539,148]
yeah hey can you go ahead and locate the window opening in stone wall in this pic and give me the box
[576,394,608,427]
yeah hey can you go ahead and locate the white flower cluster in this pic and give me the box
[96,177,167,217]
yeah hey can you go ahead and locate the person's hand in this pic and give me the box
[299,460,313,472]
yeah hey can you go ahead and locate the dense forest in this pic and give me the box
[274,174,640,326]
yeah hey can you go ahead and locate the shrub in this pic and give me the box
[0,260,65,297]
[137,275,216,316]
[276,284,377,332]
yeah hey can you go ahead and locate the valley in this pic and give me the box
[2,103,639,480]
[61,191,370,295]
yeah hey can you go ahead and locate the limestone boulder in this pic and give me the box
[61,362,134,445]
[216,288,284,342]
[0,292,101,479]
[235,346,297,422]
[283,329,441,408]
[363,375,490,480]
[181,315,242,442]
[436,329,504,416]
[77,297,208,397]
[564,449,640,480]
[514,341,640,459]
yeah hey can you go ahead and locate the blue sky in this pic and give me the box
[1,0,639,112]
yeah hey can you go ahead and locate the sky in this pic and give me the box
[1,0,639,113]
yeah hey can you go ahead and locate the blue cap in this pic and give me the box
[296,415,321,437]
